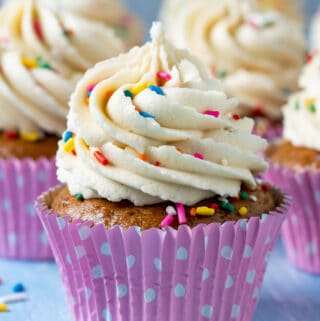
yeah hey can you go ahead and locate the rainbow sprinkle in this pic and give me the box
[94,150,109,166]
[196,206,215,216]
[63,131,73,143]
[64,137,75,153]
[149,85,165,96]
[204,110,220,118]
[139,111,155,119]
[176,203,187,224]
[238,206,248,216]
[194,152,204,160]
[20,132,40,142]
[157,71,172,81]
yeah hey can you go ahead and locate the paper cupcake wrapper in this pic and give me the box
[263,163,320,274]
[36,186,289,321]
[0,157,58,260]
[253,120,283,142]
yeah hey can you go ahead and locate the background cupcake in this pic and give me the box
[263,50,320,274]
[0,0,142,260]
[37,22,288,321]
[161,0,306,139]
[311,7,320,50]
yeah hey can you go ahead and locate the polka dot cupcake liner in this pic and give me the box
[263,163,320,274]
[36,186,289,321]
[0,157,58,260]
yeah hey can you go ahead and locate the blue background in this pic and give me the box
[1,1,320,321]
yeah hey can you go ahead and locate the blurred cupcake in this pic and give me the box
[264,51,320,274]
[161,0,306,139]
[311,7,320,51]
[36,22,289,321]
[0,0,142,260]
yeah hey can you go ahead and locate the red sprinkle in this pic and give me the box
[3,131,18,140]
[252,106,265,118]
[194,152,204,160]
[33,20,43,40]
[94,151,109,165]
[204,110,220,118]
[156,71,172,81]
[210,203,219,210]
[232,114,241,120]
[71,149,77,157]
[262,184,270,192]
[154,161,161,167]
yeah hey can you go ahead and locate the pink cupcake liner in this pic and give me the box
[263,163,320,274]
[253,120,283,142]
[36,186,289,321]
[0,157,58,260]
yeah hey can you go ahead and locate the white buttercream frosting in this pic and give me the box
[0,0,142,136]
[57,22,268,206]
[161,0,305,120]
[283,52,320,151]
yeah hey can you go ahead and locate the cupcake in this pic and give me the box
[263,50,320,274]
[161,0,306,139]
[0,0,142,260]
[36,22,289,321]
[311,8,320,51]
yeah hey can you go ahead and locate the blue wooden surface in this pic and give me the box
[1,239,320,321]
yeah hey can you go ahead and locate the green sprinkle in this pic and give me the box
[309,103,316,113]
[240,191,248,200]
[218,70,228,79]
[220,201,235,212]
[36,56,52,70]
[76,194,84,201]
[294,100,300,110]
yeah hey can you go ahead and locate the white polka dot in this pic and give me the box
[291,215,298,225]
[70,296,76,305]
[202,268,209,281]
[153,258,162,272]
[265,251,272,263]
[78,226,91,240]
[246,270,256,284]
[306,243,317,256]
[92,265,103,279]
[126,255,136,269]
[39,231,48,245]
[100,242,111,256]
[57,217,66,230]
[117,284,128,299]
[2,199,10,212]
[231,304,240,318]
[102,308,112,321]
[26,202,36,216]
[225,275,234,289]
[239,219,247,231]
[176,247,188,260]
[75,245,86,259]
[204,236,209,249]
[201,305,213,319]
[66,253,72,265]
[315,191,320,204]
[85,287,92,299]
[8,233,18,246]
[38,170,46,182]
[174,284,186,298]
[134,226,142,235]
[221,246,233,260]
[243,245,253,258]
[253,287,260,299]
[144,288,156,303]
[261,214,268,223]
[0,170,4,181]
[265,235,271,245]
[16,175,24,188]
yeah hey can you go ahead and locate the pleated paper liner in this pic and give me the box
[0,157,57,260]
[253,119,283,142]
[263,162,320,274]
[36,185,289,321]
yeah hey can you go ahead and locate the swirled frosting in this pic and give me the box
[0,0,142,137]
[283,52,320,151]
[161,0,305,120]
[57,22,268,206]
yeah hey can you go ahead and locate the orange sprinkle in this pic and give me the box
[135,105,141,112]
[139,153,148,161]
[190,208,196,216]
[85,97,90,106]
[176,147,184,153]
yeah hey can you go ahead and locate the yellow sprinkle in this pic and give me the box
[196,206,215,216]
[64,137,75,153]
[130,82,153,96]
[305,98,316,108]
[22,57,38,68]
[20,132,39,142]
[238,206,248,216]
[0,304,8,312]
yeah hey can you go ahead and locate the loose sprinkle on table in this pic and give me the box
[0,304,8,312]
[12,283,25,293]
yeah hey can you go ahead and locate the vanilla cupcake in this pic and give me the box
[161,0,306,138]
[0,0,142,259]
[264,51,320,274]
[36,23,289,321]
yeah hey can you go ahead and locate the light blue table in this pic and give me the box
[1,239,320,321]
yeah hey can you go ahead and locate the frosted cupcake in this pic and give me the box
[264,51,320,274]
[0,0,142,259]
[36,23,289,321]
[161,0,306,139]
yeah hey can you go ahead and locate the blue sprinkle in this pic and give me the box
[13,283,25,293]
[139,111,155,119]
[148,85,164,96]
[63,131,73,143]
[124,90,133,99]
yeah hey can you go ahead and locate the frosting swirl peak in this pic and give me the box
[58,22,268,206]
